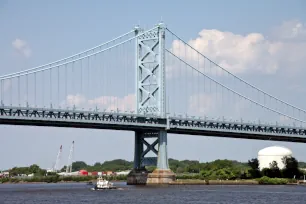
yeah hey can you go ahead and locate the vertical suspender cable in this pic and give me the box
[184,42,187,115]
[58,66,60,107]
[18,76,20,106]
[102,49,104,111]
[42,71,45,107]
[99,52,102,107]
[26,74,28,106]
[117,43,120,111]
[115,45,118,111]
[87,56,90,102]
[125,41,128,112]
[171,33,174,114]
[10,78,12,106]
[72,61,75,107]
[197,53,200,114]
[34,72,37,107]
[50,69,52,107]
[93,53,96,108]
[65,64,67,107]
[81,58,83,95]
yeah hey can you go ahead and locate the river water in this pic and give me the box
[1,182,306,204]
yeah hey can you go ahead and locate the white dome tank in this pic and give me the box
[258,146,292,170]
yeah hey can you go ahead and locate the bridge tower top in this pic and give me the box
[135,22,167,117]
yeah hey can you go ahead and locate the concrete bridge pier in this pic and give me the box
[127,130,175,185]
[146,130,176,184]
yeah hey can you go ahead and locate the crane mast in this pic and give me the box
[66,141,74,173]
[53,145,62,172]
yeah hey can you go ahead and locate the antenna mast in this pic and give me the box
[66,141,74,173]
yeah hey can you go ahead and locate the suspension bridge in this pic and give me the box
[1,22,306,184]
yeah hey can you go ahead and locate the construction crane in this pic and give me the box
[53,145,62,172]
[66,141,74,173]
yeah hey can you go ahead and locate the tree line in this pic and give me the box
[4,157,306,181]
[8,164,47,177]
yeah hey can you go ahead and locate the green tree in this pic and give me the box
[94,162,102,166]
[261,168,271,177]
[269,161,281,178]
[176,167,184,174]
[72,161,88,172]
[29,164,40,174]
[61,166,67,172]
[298,162,306,168]
[282,156,300,178]
[247,158,261,178]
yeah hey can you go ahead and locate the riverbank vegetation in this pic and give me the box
[257,176,291,185]
[1,156,305,184]
[0,175,128,184]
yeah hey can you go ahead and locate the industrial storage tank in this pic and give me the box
[258,146,292,170]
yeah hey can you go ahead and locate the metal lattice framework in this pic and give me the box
[134,131,159,167]
[136,23,166,117]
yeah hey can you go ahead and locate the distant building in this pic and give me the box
[79,170,88,176]
[91,172,98,176]
[115,170,131,176]
[57,171,81,176]
[0,172,9,178]
[258,146,292,170]
[103,171,113,176]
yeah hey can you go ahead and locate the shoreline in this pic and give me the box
[1,179,303,185]
[0,180,126,185]
[170,179,258,185]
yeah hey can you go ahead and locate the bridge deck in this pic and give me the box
[1,106,306,143]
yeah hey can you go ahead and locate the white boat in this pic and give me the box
[92,176,117,190]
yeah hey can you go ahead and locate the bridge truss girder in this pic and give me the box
[1,106,306,142]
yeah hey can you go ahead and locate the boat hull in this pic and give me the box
[91,186,117,190]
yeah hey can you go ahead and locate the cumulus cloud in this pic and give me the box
[169,20,306,76]
[270,20,306,41]
[12,38,32,58]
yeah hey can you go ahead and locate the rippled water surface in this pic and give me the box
[1,182,306,204]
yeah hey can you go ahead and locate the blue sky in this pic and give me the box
[1,0,306,170]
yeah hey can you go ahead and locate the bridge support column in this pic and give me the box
[147,130,175,184]
[127,130,175,185]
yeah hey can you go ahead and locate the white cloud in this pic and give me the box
[66,94,87,107]
[64,94,135,112]
[88,94,135,112]
[12,38,32,58]
[270,20,306,41]
[169,20,306,76]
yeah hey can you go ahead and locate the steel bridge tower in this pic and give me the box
[128,22,175,184]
